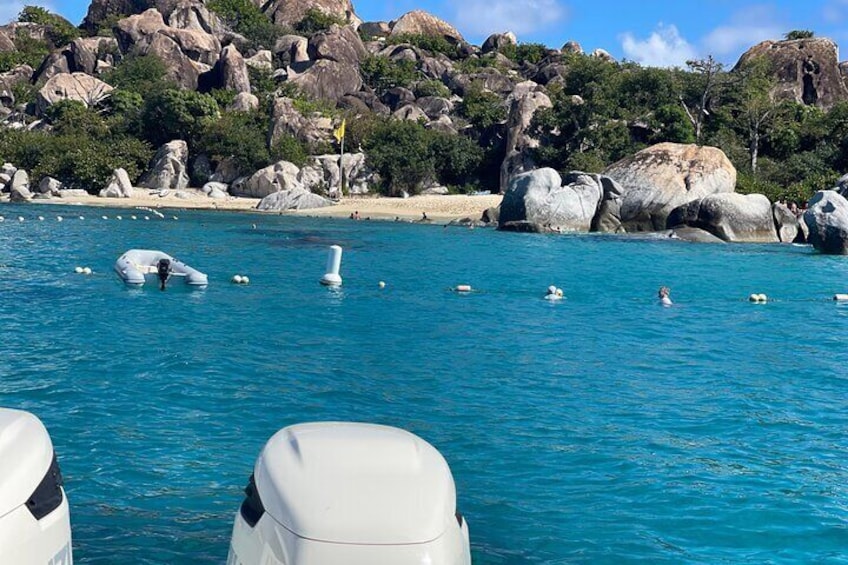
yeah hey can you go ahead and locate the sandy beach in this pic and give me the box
[23,190,504,222]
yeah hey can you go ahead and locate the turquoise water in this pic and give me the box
[3,203,848,564]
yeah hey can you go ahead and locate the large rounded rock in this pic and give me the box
[9,170,31,202]
[389,10,464,43]
[232,161,303,198]
[288,59,362,101]
[601,143,737,232]
[215,44,250,93]
[256,189,335,211]
[308,24,367,66]
[481,32,516,54]
[36,73,114,114]
[139,140,189,190]
[773,202,800,243]
[500,84,551,193]
[269,97,333,146]
[262,0,356,28]
[498,168,605,232]
[99,168,134,198]
[734,37,848,109]
[804,190,848,254]
[666,193,778,242]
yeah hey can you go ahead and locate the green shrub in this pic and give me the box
[457,83,506,129]
[498,42,548,65]
[103,54,173,98]
[18,6,80,46]
[360,55,417,95]
[141,89,220,148]
[386,33,459,58]
[413,79,450,98]
[293,8,347,36]
[208,0,285,49]
[271,133,309,167]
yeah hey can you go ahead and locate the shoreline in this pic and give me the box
[16,191,503,223]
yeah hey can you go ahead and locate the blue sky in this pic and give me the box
[5,0,848,67]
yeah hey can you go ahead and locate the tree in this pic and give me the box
[785,30,814,40]
[141,89,219,147]
[728,57,787,174]
[681,56,724,143]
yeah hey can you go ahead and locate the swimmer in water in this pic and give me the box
[658,286,672,306]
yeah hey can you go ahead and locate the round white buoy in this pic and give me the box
[17,216,24,222]
[749,293,767,303]
[38,216,44,221]
[172,216,178,220]
[102,215,108,220]
[116,215,122,220]
[144,216,150,221]
[0,216,4,222]
[834,294,848,301]
[320,245,343,286]
[78,216,84,220]
[82,267,92,275]
[232,275,243,284]
[74,267,83,274]
[241,276,250,284]
[455,284,472,293]
[56,216,63,222]
[378,281,386,289]
[131,215,137,220]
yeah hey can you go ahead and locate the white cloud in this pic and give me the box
[453,0,567,38]
[620,24,696,68]
[701,5,782,58]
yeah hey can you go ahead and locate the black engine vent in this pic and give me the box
[26,453,64,520]
[239,473,265,528]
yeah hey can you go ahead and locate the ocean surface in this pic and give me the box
[2,203,848,564]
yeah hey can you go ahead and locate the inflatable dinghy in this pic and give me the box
[114,249,208,288]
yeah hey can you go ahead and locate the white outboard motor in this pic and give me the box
[227,422,471,565]
[0,408,72,565]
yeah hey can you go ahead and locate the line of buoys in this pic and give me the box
[749,293,768,303]
[231,274,250,284]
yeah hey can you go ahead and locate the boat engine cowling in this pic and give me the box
[227,422,471,565]
[0,408,72,564]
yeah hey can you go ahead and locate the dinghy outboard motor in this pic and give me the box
[227,422,471,565]
[157,258,171,290]
[0,408,72,564]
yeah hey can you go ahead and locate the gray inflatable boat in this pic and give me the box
[114,249,208,288]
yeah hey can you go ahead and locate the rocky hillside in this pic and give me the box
[1,5,848,235]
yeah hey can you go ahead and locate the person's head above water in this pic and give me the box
[658,286,670,298]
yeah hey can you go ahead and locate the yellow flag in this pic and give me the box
[333,119,346,143]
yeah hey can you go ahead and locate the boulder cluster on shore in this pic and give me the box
[4,2,848,252]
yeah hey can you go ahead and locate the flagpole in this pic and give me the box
[340,132,346,197]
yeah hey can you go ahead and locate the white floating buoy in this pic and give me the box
[544,285,563,300]
[241,276,249,284]
[172,216,178,220]
[101,215,108,220]
[454,284,472,293]
[131,215,137,220]
[320,245,343,286]
[17,216,24,222]
[56,216,62,222]
[0,216,4,222]
[834,294,848,301]
[78,216,84,220]
[74,267,83,274]
[37,216,44,221]
[82,267,92,275]
[232,275,243,284]
[378,281,386,289]
[116,215,122,220]
[144,216,150,221]
[749,293,768,303]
